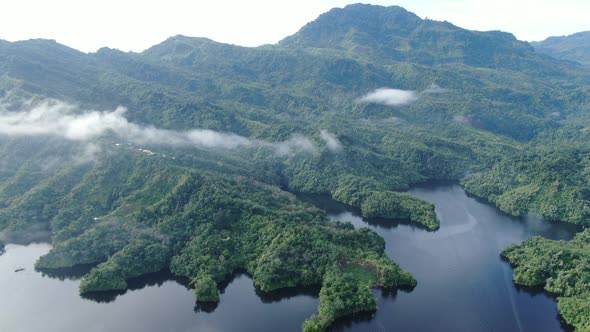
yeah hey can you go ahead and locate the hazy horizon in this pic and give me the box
[1,0,589,53]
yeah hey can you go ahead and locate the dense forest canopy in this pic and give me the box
[502,229,590,331]
[532,31,590,67]
[1,3,590,331]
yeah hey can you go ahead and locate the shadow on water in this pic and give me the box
[194,301,219,313]
[330,310,376,331]
[1,243,321,332]
[36,262,194,304]
[329,286,415,331]
[560,316,576,332]
[295,192,433,232]
[193,270,320,312]
[459,182,584,240]
[510,284,576,332]
[364,217,432,231]
[74,267,321,311]
[80,270,191,303]
[256,284,321,304]
[3,183,583,332]
[297,182,582,332]
[61,270,187,303]
[192,271,245,313]
[36,263,97,281]
[193,272,321,313]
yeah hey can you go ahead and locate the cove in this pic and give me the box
[0,183,580,332]
[0,243,319,332]
[299,182,580,332]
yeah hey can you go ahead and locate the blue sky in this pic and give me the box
[0,0,588,52]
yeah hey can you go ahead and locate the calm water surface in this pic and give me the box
[303,183,580,332]
[0,244,318,332]
[0,183,580,332]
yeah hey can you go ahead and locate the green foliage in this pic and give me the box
[280,4,548,73]
[250,225,384,292]
[558,295,590,332]
[0,145,415,330]
[331,175,438,230]
[303,268,376,332]
[502,229,590,331]
[361,191,439,230]
[532,31,590,66]
[340,263,377,286]
[35,222,133,269]
[376,256,416,288]
[79,264,127,293]
[79,240,170,293]
[192,274,220,302]
[332,175,384,206]
[1,4,590,331]
[302,257,415,331]
[463,147,590,226]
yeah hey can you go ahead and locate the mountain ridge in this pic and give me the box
[532,30,590,66]
[1,4,590,331]
[279,3,548,72]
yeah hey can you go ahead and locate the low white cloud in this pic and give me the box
[272,136,317,156]
[319,129,343,152]
[358,83,448,107]
[358,88,418,106]
[0,100,316,156]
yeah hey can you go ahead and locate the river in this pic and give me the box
[0,183,580,331]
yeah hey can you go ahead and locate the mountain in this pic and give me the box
[532,31,590,66]
[280,3,571,73]
[1,4,590,331]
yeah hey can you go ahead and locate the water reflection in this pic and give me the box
[296,193,430,231]
[37,264,96,281]
[80,271,191,303]
[300,183,580,332]
[0,244,319,332]
[0,183,582,332]
[256,284,320,304]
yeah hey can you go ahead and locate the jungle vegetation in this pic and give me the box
[0,3,590,330]
[502,229,590,331]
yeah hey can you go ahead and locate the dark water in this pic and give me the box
[0,183,580,332]
[0,244,318,332]
[299,183,580,332]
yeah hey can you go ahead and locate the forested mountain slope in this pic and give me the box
[1,3,590,331]
[532,31,590,66]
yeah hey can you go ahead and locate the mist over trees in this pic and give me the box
[1,3,590,331]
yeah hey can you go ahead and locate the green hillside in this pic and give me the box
[532,31,590,66]
[1,3,590,331]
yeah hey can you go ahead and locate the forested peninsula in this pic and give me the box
[1,4,590,330]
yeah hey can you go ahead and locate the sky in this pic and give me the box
[0,0,588,53]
